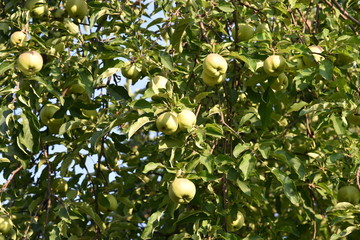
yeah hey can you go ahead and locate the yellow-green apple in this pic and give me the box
[338,186,360,204]
[98,194,118,212]
[50,42,65,56]
[0,216,13,234]
[65,0,89,20]
[270,73,288,92]
[177,109,196,131]
[263,55,286,76]
[168,178,196,204]
[235,24,254,41]
[156,112,178,135]
[203,53,228,77]
[10,31,26,46]
[17,51,43,75]
[151,76,168,89]
[226,211,245,232]
[26,0,48,18]
[121,61,141,80]
[201,71,225,87]
[40,104,64,133]
[51,178,68,194]
[303,45,324,67]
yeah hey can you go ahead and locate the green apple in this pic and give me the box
[151,76,168,89]
[201,71,225,87]
[235,24,254,41]
[40,104,64,134]
[98,194,118,212]
[26,0,48,18]
[10,31,26,46]
[338,186,360,204]
[335,53,354,66]
[177,109,196,131]
[121,61,141,80]
[226,211,245,232]
[0,22,9,34]
[54,8,66,18]
[263,55,286,76]
[156,112,178,135]
[65,0,89,20]
[303,45,324,67]
[51,178,68,194]
[203,53,228,77]
[17,51,43,75]
[270,73,288,92]
[168,178,196,204]
[0,216,13,234]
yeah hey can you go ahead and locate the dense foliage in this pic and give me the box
[0,0,359,239]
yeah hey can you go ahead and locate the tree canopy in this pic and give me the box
[0,0,359,239]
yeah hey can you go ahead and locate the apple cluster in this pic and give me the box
[156,109,197,135]
[201,53,228,87]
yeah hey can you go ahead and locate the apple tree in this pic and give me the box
[0,0,359,239]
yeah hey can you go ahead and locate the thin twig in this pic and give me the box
[0,165,23,193]
[356,165,360,190]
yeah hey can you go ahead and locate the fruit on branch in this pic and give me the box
[0,216,13,234]
[270,73,288,92]
[263,55,286,76]
[203,53,228,77]
[10,31,26,46]
[156,112,178,135]
[201,71,226,87]
[303,45,324,67]
[26,0,48,18]
[17,51,43,75]
[151,75,168,89]
[40,104,64,134]
[65,0,89,20]
[337,185,360,204]
[335,53,354,66]
[177,109,196,131]
[226,211,245,232]
[235,24,255,41]
[168,178,196,204]
[51,178,68,194]
[121,61,142,81]
[98,194,118,212]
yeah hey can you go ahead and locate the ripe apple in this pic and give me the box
[26,0,48,18]
[121,61,141,80]
[156,112,178,135]
[226,211,245,232]
[203,53,228,77]
[303,45,324,67]
[235,24,254,41]
[201,71,225,87]
[40,104,64,134]
[0,216,13,234]
[337,186,360,204]
[17,51,43,75]
[98,194,118,212]
[168,178,196,204]
[151,75,168,89]
[177,109,196,131]
[270,73,288,92]
[10,31,26,46]
[263,55,286,76]
[65,0,89,20]
[51,178,68,194]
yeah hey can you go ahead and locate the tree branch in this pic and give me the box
[0,165,23,193]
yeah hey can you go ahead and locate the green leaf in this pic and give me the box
[319,60,333,80]
[171,19,192,53]
[0,61,14,76]
[239,153,256,180]
[233,143,250,158]
[236,180,251,196]
[159,52,174,70]
[75,202,105,231]
[141,211,164,239]
[128,116,152,139]
[218,2,234,12]
[107,84,131,101]
[330,114,345,135]
[271,168,299,206]
[143,162,165,174]
[287,101,308,113]
[205,123,224,138]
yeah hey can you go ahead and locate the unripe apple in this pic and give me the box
[270,73,288,92]
[121,61,141,80]
[235,24,255,41]
[40,104,64,133]
[26,0,48,18]
[168,178,196,204]
[335,53,354,66]
[338,186,360,204]
[156,112,178,135]
[0,216,13,234]
[303,45,324,67]
[177,109,196,131]
[65,0,89,20]
[203,53,228,77]
[0,22,9,34]
[226,211,245,232]
[54,8,66,18]
[17,51,43,75]
[10,31,26,46]
[263,55,286,76]
[151,76,168,89]
[201,71,225,87]
[98,194,118,212]
[51,178,68,194]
